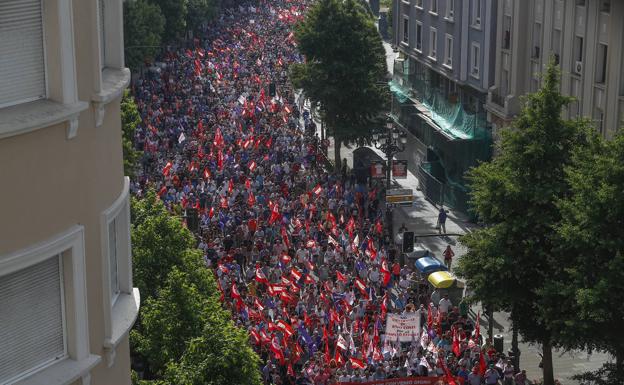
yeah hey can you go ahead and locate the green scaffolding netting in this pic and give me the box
[388,80,410,104]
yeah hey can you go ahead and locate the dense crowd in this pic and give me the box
[129,0,527,384]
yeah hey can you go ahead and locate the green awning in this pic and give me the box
[388,80,410,103]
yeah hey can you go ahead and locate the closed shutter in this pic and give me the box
[100,0,106,67]
[0,0,46,108]
[0,256,65,384]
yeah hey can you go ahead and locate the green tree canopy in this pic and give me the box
[187,0,220,32]
[124,0,165,70]
[130,192,261,384]
[456,61,590,385]
[150,0,188,42]
[290,0,389,168]
[121,90,142,177]
[554,130,624,381]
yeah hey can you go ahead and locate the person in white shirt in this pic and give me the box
[438,294,452,314]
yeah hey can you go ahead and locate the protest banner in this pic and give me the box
[333,377,462,385]
[385,313,420,342]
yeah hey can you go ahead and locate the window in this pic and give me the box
[415,0,423,9]
[0,257,65,384]
[430,0,438,14]
[596,44,608,84]
[600,0,610,13]
[532,23,542,59]
[429,28,437,59]
[574,36,584,62]
[594,109,605,134]
[446,0,455,19]
[552,29,562,65]
[402,17,409,44]
[0,0,46,108]
[101,177,139,367]
[416,22,423,52]
[575,0,585,5]
[109,219,120,300]
[444,35,453,68]
[472,0,482,27]
[503,15,512,49]
[471,43,480,78]
[0,226,95,384]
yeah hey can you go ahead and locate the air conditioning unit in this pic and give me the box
[574,61,583,75]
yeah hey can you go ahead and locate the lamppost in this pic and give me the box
[372,115,408,189]
[372,115,408,240]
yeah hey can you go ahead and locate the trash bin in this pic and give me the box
[493,334,504,353]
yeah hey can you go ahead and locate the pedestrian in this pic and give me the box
[436,206,448,234]
[443,244,454,269]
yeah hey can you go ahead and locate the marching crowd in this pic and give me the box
[129,0,528,384]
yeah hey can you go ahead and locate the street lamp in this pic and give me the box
[373,115,407,189]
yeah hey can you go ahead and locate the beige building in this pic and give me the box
[486,0,624,138]
[0,0,138,384]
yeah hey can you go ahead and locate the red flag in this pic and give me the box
[231,283,241,300]
[334,348,345,367]
[427,303,433,330]
[336,271,347,283]
[247,191,256,207]
[162,161,173,176]
[248,160,257,172]
[281,252,291,265]
[254,297,265,311]
[208,206,215,218]
[228,179,234,194]
[303,311,312,327]
[255,268,269,285]
[474,311,481,343]
[217,149,224,170]
[157,186,167,196]
[336,335,348,351]
[250,329,260,345]
[452,327,461,357]
[269,203,280,224]
[245,178,252,190]
[203,167,211,179]
[349,357,367,370]
[438,357,459,385]
[280,226,290,249]
[479,349,487,375]
[277,320,295,337]
[381,258,391,286]
[375,219,383,234]
[290,267,303,282]
[354,278,368,299]
[220,196,228,209]
[287,363,295,377]
[312,184,322,196]
[213,127,224,147]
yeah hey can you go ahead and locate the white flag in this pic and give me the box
[178,132,186,144]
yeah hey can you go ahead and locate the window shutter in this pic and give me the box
[0,256,65,383]
[0,0,46,107]
[100,0,106,67]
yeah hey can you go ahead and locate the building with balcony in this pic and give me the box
[391,0,497,213]
[0,0,138,384]
[486,0,624,138]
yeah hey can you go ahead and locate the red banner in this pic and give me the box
[333,377,463,385]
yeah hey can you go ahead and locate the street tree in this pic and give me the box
[123,0,165,70]
[290,0,389,171]
[150,0,188,42]
[456,61,589,385]
[121,91,143,177]
[187,0,220,32]
[554,130,624,382]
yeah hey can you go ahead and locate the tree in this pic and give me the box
[187,0,220,32]
[121,90,143,177]
[124,0,165,70]
[554,130,624,382]
[164,313,262,385]
[131,191,196,298]
[150,0,188,42]
[290,0,389,170]
[456,61,589,385]
[130,192,261,383]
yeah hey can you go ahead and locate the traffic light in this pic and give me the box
[402,231,414,253]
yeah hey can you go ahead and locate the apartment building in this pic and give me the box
[0,0,138,384]
[391,0,497,213]
[486,0,624,138]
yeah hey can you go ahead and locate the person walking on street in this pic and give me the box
[437,207,448,234]
[443,245,454,269]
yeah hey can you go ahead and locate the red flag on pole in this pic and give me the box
[349,357,367,370]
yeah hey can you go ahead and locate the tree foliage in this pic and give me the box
[290,0,389,165]
[456,61,589,385]
[150,0,189,42]
[124,0,165,71]
[130,191,261,383]
[187,0,220,32]
[553,130,624,379]
[121,90,143,177]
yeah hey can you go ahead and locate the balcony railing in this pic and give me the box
[490,91,506,108]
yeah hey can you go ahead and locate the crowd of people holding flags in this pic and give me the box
[129,0,529,384]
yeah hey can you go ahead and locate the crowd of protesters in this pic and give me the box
[129,0,528,384]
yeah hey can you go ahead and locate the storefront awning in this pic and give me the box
[388,80,410,104]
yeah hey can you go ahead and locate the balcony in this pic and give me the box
[490,90,506,108]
